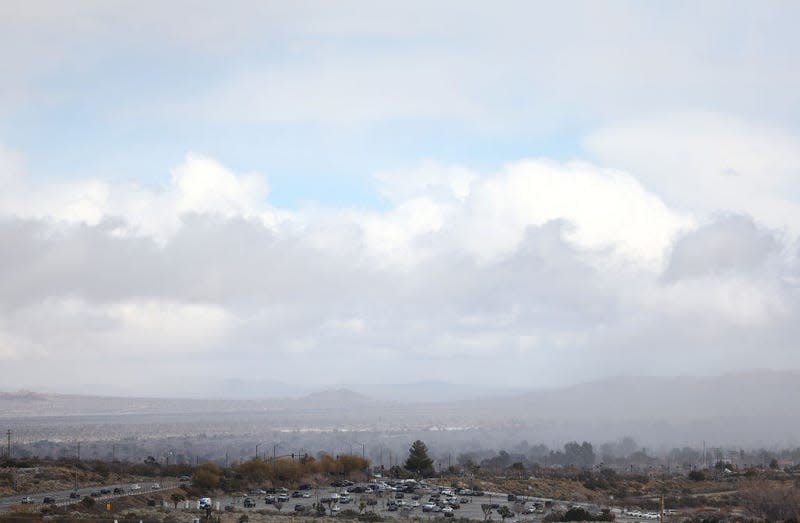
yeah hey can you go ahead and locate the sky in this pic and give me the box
[1,1,800,397]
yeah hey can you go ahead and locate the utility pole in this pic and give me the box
[273,444,277,476]
[77,442,81,460]
[6,429,10,460]
[256,444,260,460]
[112,444,116,462]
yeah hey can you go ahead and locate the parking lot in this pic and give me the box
[208,483,556,521]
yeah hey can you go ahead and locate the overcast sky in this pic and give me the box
[2,1,800,396]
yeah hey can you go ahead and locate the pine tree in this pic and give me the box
[404,440,434,476]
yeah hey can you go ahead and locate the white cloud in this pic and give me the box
[585,112,800,232]
[0,150,798,392]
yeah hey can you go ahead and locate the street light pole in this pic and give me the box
[256,444,260,460]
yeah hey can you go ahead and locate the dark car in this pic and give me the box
[298,484,312,490]
[90,491,102,498]
[294,504,306,513]
[113,487,125,494]
[69,492,80,499]
[147,499,157,507]
[264,495,276,504]
[100,489,111,495]
[224,504,235,512]
[507,494,516,502]
[43,497,56,504]
[244,497,256,508]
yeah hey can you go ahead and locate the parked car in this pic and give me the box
[264,495,276,504]
[69,492,80,499]
[90,491,102,498]
[151,483,160,489]
[100,488,111,494]
[43,497,56,504]
[130,484,141,491]
[224,504,235,512]
[291,491,302,498]
[20,496,34,504]
[244,497,256,508]
[277,494,289,502]
[294,504,306,513]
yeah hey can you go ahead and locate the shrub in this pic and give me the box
[688,470,706,481]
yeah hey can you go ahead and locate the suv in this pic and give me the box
[244,497,256,508]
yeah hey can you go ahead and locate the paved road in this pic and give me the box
[0,481,179,512]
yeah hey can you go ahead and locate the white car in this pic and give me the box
[130,484,141,491]
[151,483,160,489]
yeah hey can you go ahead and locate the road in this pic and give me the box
[0,481,178,513]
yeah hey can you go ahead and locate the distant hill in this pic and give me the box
[2,370,799,447]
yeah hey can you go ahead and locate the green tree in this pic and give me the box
[404,440,434,476]
[497,506,512,521]
[481,503,493,521]
[170,493,185,509]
